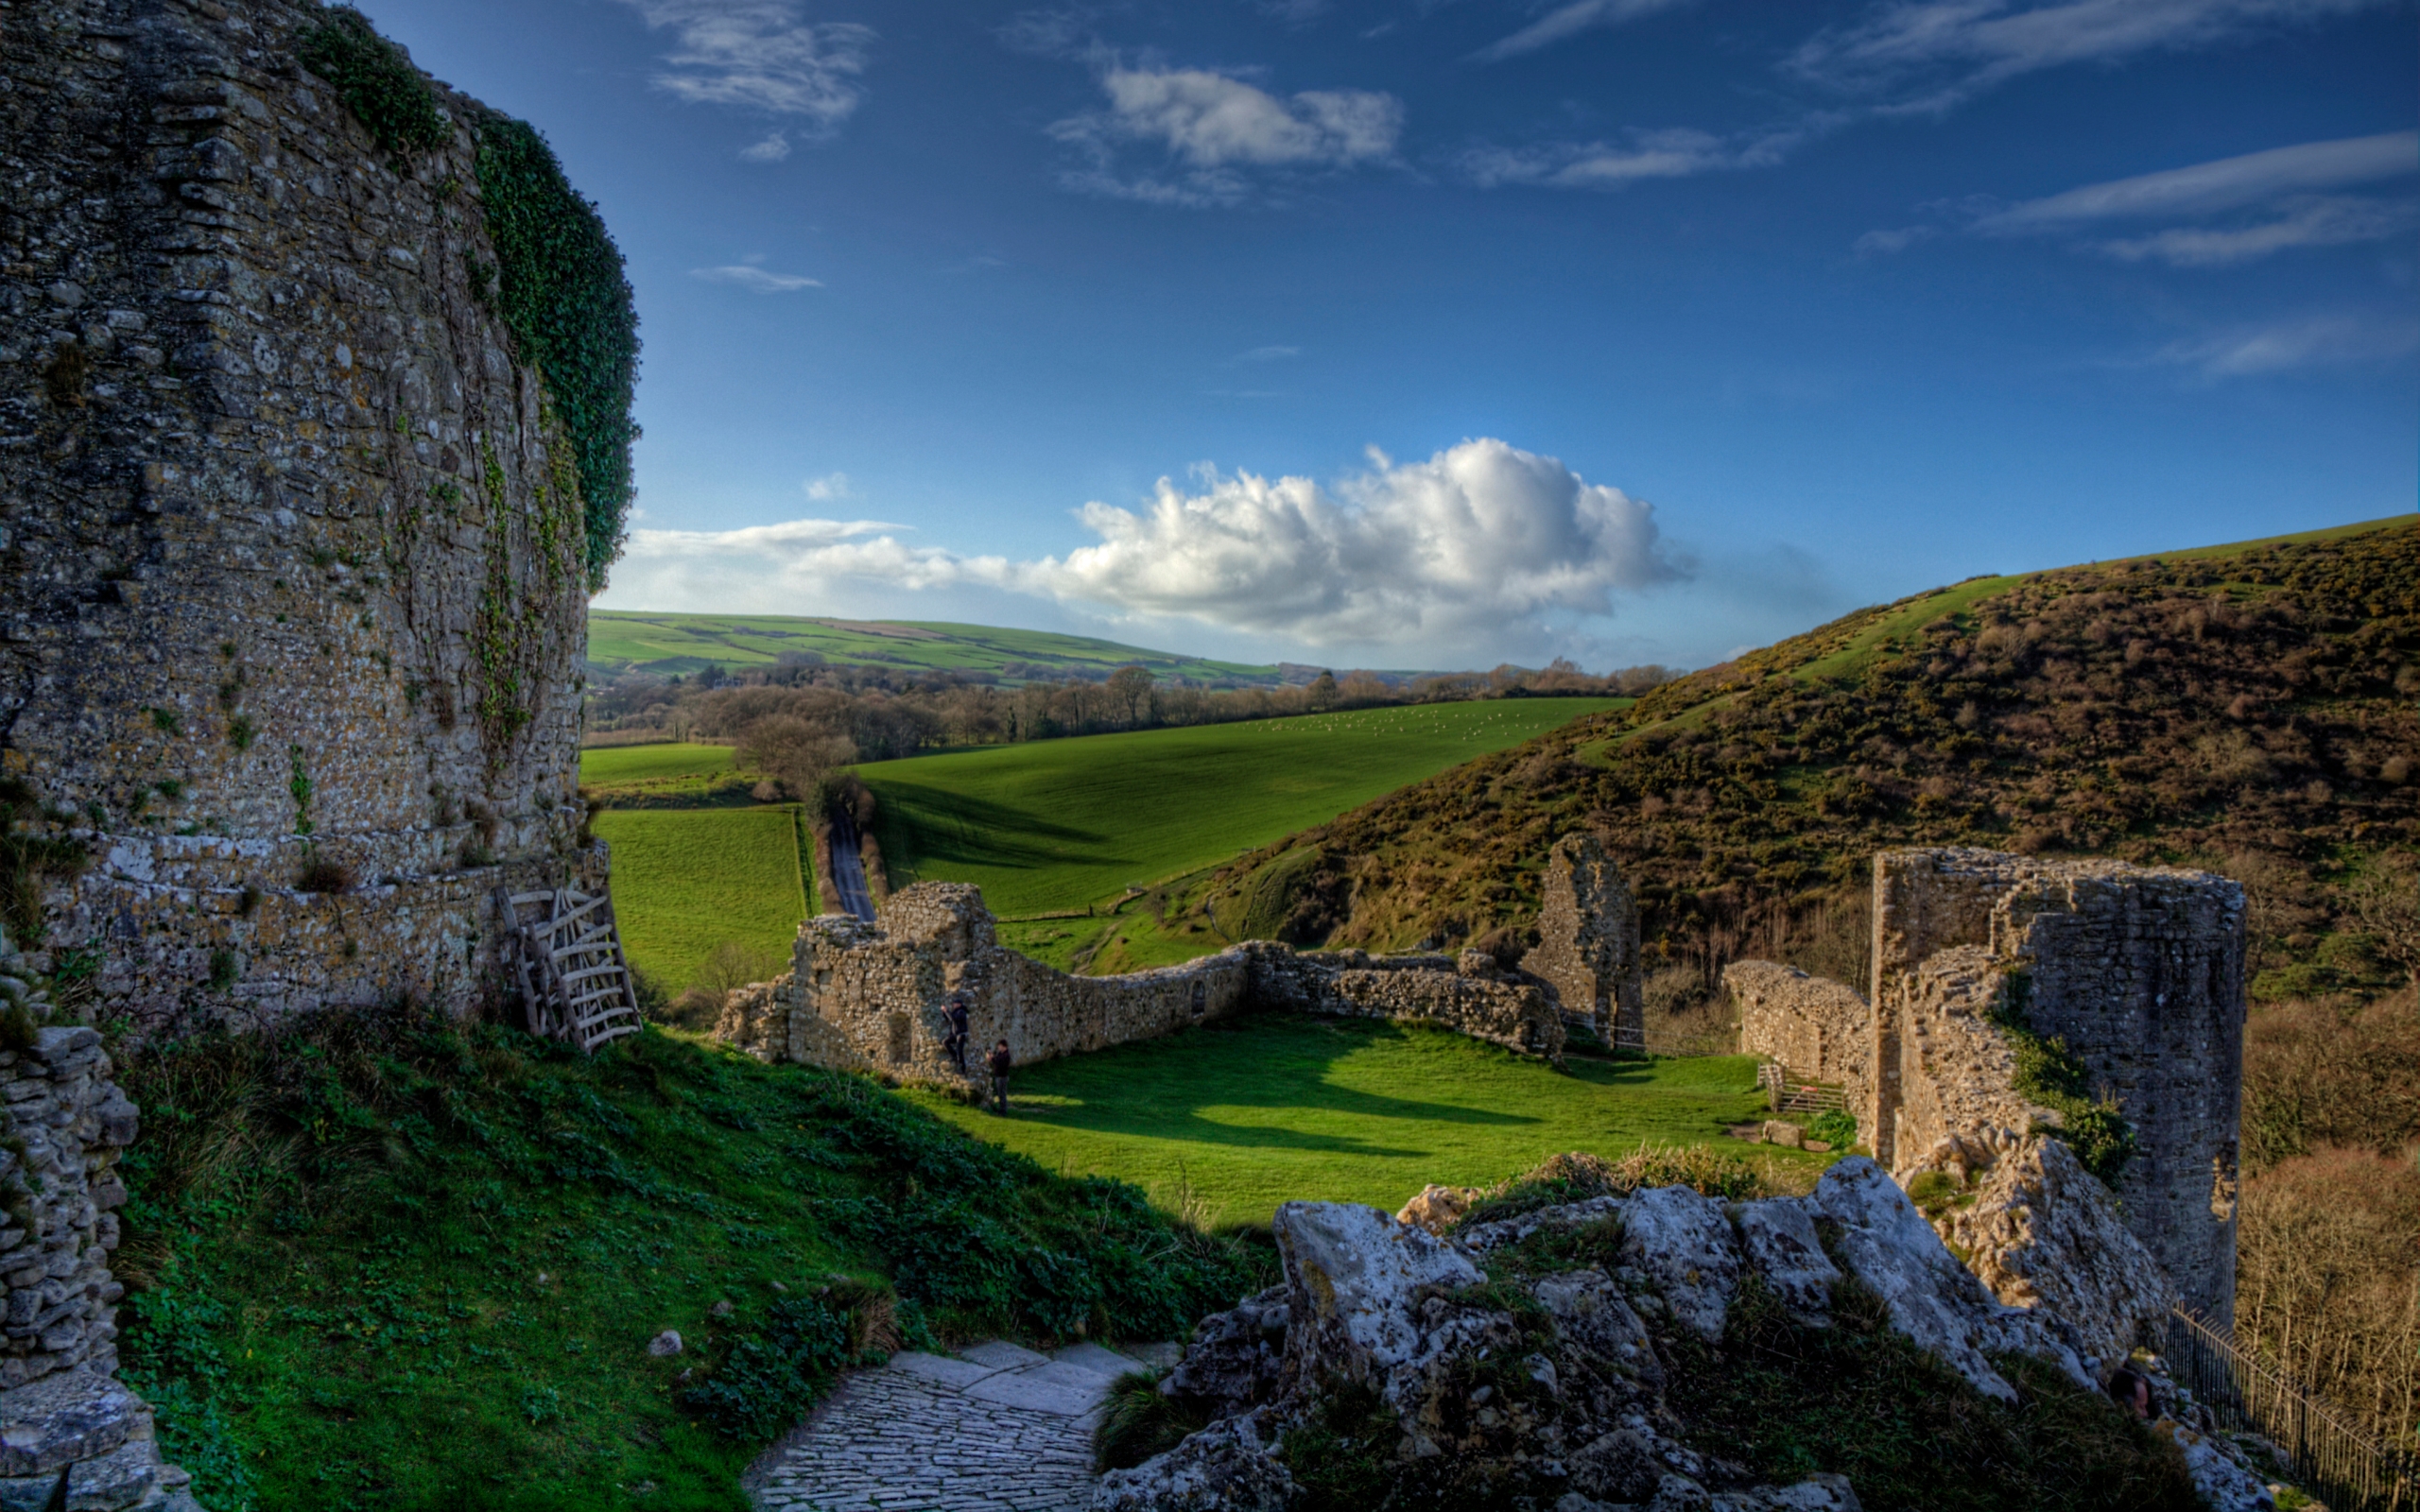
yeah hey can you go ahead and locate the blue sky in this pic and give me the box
[366,0,2417,670]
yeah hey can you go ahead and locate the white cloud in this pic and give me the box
[615,0,873,129]
[1977,132,2418,229]
[2099,196,2419,266]
[1051,65,1405,205]
[691,265,824,292]
[1462,125,1807,190]
[607,438,1685,646]
[1792,0,2393,112]
[1471,0,1703,62]
[804,471,853,500]
[740,130,793,162]
[2153,314,2420,377]
[1854,224,1939,255]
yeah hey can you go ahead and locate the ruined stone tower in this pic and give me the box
[1,0,634,1027]
[1521,833,1642,1044]
[1870,849,2247,1326]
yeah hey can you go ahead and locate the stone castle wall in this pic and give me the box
[1869,848,2246,1325]
[1520,833,1640,1042]
[1723,958,1872,1118]
[717,883,1566,1084]
[0,1026,198,1508]
[3,0,599,1030]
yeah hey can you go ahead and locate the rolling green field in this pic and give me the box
[862,698,1620,928]
[589,610,1283,682]
[579,742,745,805]
[908,1015,1827,1229]
[591,807,813,991]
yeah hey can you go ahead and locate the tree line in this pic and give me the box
[583,657,1675,801]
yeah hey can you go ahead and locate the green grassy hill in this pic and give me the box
[591,806,813,992]
[588,610,1285,683]
[856,698,1621,967]
[117,1019,1264,1512]
[1166,518,2418,999]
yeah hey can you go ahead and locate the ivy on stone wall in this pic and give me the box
[1996,972,2136,1183]
[473,118,641,589]
[296,9,451,158]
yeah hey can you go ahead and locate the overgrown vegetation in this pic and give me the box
[113,1009,1264,1510]
[1182,521,2417,998]
[295,8,451,159]
[472,119,639,587]
[1095,1366,1218,1471]
[1447,1146,1774,1232]
[1990,981,2135,1182]
[1659,1273,2201,1512]
[0,776,88,940]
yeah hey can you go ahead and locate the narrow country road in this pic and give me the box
[825,805,877,922]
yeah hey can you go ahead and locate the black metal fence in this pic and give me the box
[2157,1307,2415,1512]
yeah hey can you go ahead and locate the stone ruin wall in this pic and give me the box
[718,883,1573,1086]
[1871,848,2246,1326]
[0,1027,195,1507]
[1519,833,1640,1042]
[3,0,602,1033]
[1722,958,1872,1119]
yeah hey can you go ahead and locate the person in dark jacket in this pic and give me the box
[985,1040,1012,1115]
[942,991,971,1073]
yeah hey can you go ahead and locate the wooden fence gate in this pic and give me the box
[496,886,643,1053]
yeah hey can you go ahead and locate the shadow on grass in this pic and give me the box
[994,1017,1546,1158]
[872,781,1130,878]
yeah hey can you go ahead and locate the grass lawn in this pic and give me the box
[578,743,749,806]
[589,610,1278,682]
[907,1015,1831,1230]
[591,807,812,991]
[863,698,1621,927]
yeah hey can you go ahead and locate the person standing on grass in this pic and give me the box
[986,1039,1012,1115]
[942,989,971,1074]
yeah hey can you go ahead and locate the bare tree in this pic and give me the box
[2350,855,2420,988]
[735,716,856,806]
[1106,665,1154,728]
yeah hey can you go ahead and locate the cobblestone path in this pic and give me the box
[744,1339,1176,1512]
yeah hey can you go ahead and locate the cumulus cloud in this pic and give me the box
[740,130,793,162]
[1472,0,1703,62]
[1462,125,1808,190]
[615,0,873,130]
[610,439,1684,647]
[692,264,824,292]
[1792,0,2393,112]
[1051,65,1404,205]
[2153,315,2420,378]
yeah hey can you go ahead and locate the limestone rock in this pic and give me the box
[1941,1135,2176,1374]
[1713,1474,1864,1510]
[1165,1286,1289,1418]
[1618,1186,1738,1342]
[1564,1426,1674,1503]
[1761,1121,1806,1149]
[1457,1194,1626,1256]
[2156,1422,2277,1512]
[1732,1198,1841,1328]
[1092,1412,1296,1512]
[1271,1201,1481,1409]
[647,1330,683,1357]
[1393,1184,1480,1235]
[1806,1159,2029,1400]
[1531,1271,1663,1395]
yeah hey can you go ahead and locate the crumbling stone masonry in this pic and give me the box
[0,1028,197,1508]
[717,884,1565,1086]
[3,0,604,1031]
[1520,833,1641,1044]
[1870,848,2246,1327]
[1723,959,1872,1119]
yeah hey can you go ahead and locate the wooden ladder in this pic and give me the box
[496,886,643,1053]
